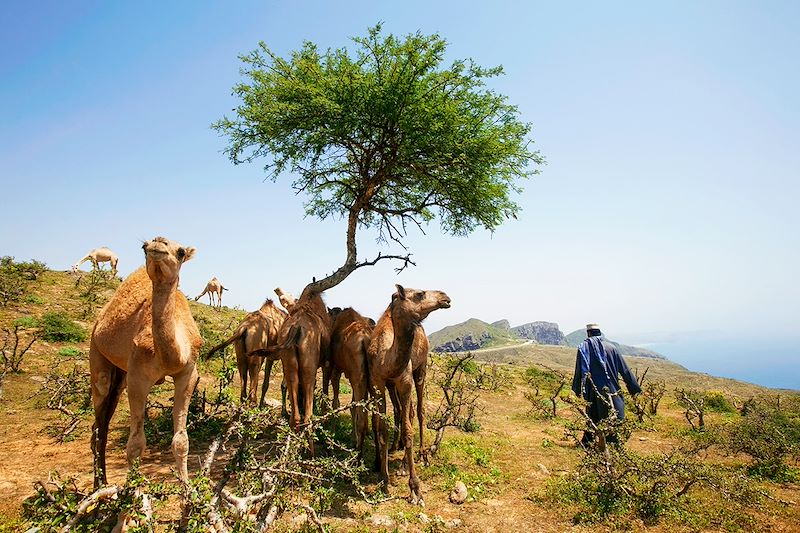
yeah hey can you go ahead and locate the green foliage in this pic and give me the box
[13,316,38,329]
[704,390,736,413]
[39,311,87,343]
[0,256,45,306]
[424,436,503,500]
[546,444,762,527]
[21,466,171,532]
[58,346,83,358]
[75,268,118,319]
[214,24,542,246]
[723,396,800,481]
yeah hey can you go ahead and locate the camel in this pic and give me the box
[274,287,297,313]
[195,277,227,308]
[205,299,287,406]
[252,289,331,455]
[323,307,374,457]
[72,247,119,276]
[89,236,202,488]
[369,284,450,505]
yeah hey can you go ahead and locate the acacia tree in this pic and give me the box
[214,24,542,295]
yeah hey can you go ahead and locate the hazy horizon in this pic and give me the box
[2,1,798,343]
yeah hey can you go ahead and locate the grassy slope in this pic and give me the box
[428,318,522,350]
[1,269,798,531]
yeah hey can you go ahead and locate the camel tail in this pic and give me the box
[249,325,302,360]
[222,286,229,291]
[361,335,372,383]
[203,328,243,360]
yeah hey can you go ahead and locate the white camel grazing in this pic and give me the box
[72,247,119,275]
[195,277,227,308]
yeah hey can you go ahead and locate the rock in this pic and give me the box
[511,321,565,345]
[449,481,468,504]
[418,512,430,524]
[446,518,463,528]
[261,398,282,410]
[537,463,550,475]
[370,514,394,527]
[639,437,649,441]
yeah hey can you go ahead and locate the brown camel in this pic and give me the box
[205,299,287,406]
[72,247,119,276]
[195,277,227,308]
[274,287,297,313]
[252,289,331,455]
[89,236,202,488]
[323,307,373,457]
[369,284,450,505]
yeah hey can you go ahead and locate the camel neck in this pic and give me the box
[151,278,182,370]
[389,306,420,376]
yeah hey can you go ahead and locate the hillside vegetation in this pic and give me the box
[1,261,798,532]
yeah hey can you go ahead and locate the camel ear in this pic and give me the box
[182,247,197,263]
[395,284,406,299]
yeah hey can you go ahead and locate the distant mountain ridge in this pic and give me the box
[429,318,666,359]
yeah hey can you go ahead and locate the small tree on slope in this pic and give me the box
[214,24,543,294]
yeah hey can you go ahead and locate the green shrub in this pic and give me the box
[704,390,735,413]
[546,444,762,527]
[724,397,800,481]
[40,312,86,343]
[57,346,83,358]
[0,257,45,306]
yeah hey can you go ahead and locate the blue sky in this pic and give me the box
[1,0,798,342]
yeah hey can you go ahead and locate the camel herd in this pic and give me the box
[85,237,450,505]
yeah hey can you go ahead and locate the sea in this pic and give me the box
[643,336,799,391]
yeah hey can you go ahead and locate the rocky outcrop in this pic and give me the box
[433,333,487,352]
[491,319,511,330]
[512,321,565,345]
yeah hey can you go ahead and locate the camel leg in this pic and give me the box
[352,378,368,459]
[172,365,199,483]
[332,368,342,410]
[246,355,261,404]
[387,382,402,452]
[283,355,301,431]
[300,367,316,456]
[90,344,127,488]
[235,342,249,404]
[321,362,333,411]
[397,380,423,506]
[125,369,157,474]
[259,358,275,408]
[372,384,389,489]
[413,365,427,452]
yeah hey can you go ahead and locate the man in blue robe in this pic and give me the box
[571,323,641,446]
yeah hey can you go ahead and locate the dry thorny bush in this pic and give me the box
[546,379,790,528]
[425,353,492,457]
[22,399,381,532]
[24,353,483,531]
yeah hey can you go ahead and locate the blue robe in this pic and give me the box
[571,336,641,423]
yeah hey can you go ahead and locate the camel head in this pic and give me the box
[392,284,451,322]
[143,236,196,285]
[274,287,297,313]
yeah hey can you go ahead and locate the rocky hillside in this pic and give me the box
[429,318,569,352]
[427,318,520,352]
[511,321,565,345]
[564,328,665,359]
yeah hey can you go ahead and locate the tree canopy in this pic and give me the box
[213,24,543,295]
